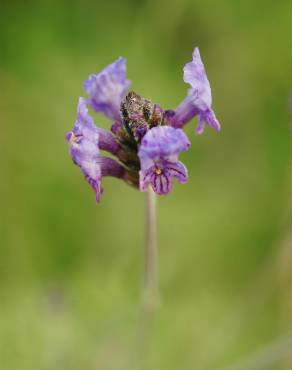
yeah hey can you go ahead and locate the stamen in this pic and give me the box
[68,132,82,145]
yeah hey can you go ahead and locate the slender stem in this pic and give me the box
[129,187,159,370]
[143,186,159,309]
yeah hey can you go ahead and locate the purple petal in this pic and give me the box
[152,171,172,195]
[139,167,153,192]
[138,126,190,164]
[183,48,212,110]
[66,98,101,202]
[84,57,131,122]
[81,159,102,202]
[167,161,188,184]
[67,135,102,202]
[72,97,99,143]
[69,98,120,154]
[66,99,100,164]
[139,160,188,195]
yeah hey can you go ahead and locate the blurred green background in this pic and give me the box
[1,0,292,369]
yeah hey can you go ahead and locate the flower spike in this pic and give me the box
[66,47,221,202]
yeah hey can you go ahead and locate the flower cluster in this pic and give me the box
[66,48,220,202]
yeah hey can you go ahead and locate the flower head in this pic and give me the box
[66,47,221,202]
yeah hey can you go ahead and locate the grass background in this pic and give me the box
[1,0,292,369]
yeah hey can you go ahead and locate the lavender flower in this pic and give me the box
[66,48,221,202]
[167,48,221,134]
[138,126,190,194]
[66,98,127,202]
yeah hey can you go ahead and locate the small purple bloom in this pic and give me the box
[66,98,126,202]
[84,57,131,122]
[170,48,221,134]
[138,126,190,195]
[67,98,100,163]
[66,47,221,202]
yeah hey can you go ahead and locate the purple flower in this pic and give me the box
[66,47,221,202]
[84,57,131,122]
[169,48,221,134]
[66,97,100,167]
[66,120,102,202]
[138,126,190,195]
[66,98,127,202]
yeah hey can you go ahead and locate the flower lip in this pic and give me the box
[138,126,190,195]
